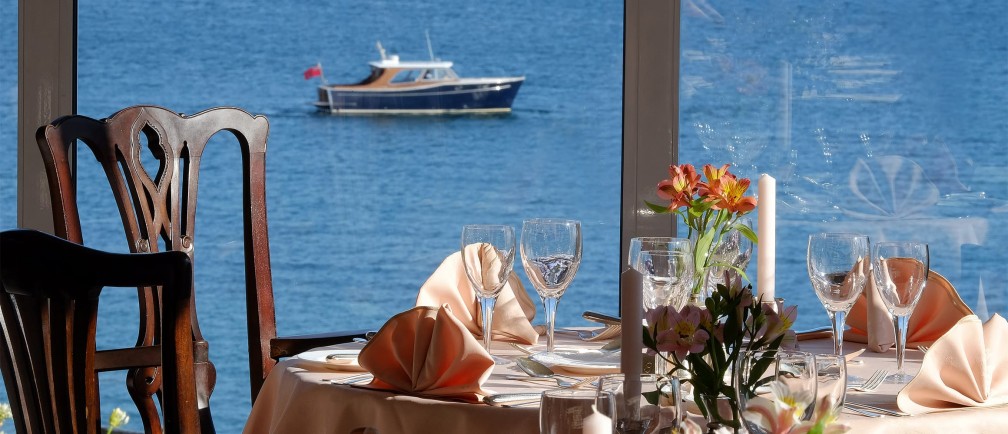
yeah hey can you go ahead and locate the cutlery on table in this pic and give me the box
[484,392,542,407]
[917,345,930,353]
[843,405,883,418]
[515,357,584,383]
[582,311,621,327]
[848,369,888,392]
[508,342,534,355]
[505,375,597,388]
[845,402,909,417]
[328,373,373,385]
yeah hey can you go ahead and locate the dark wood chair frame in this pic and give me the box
[0,229,201,434]
[35,105,367,432]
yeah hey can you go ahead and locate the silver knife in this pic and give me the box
[483,392,542,407]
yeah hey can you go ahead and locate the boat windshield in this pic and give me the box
[390,69,419,83]
[420,68,458,81]
[355,67,383,85]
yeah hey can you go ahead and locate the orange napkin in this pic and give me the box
[416,245,539,345]
[897,314,1008,414]
[357,305,495,403]
[847,267,972,352]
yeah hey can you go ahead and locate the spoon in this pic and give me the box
[515,357,583,383]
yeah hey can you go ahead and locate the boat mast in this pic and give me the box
[376,41,388,61]
[425,30,435,60]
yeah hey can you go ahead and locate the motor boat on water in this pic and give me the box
[311,42,524,115]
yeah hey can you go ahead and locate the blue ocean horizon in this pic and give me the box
[1,0,1005,431]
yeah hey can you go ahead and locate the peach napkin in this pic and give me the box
[897,314,1008,414]
[357,304,495,403]
[416,245,539,345]
[847,267,973,352]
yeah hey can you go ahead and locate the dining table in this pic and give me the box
[243,328,1008,433]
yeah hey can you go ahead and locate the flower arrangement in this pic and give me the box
[643,272,796,431]
[645,163,759,296]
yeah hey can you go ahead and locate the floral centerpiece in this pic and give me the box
[645,163,758,298]
[643,272,796,432]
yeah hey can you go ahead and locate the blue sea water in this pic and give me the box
[0,0,1005,431]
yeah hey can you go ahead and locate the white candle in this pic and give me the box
[757,174,776,304]
[582,404,614,434]
[620,268,643,400]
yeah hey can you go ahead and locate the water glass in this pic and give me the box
[872,241,929,383]
[627,237,676,271]
[520,219,582,354]
[597,374,680,434]
[540,388,615,434]
[813,354,847,417]
[461,224,516,363]
[633,246,693,311]
[806,233,870,357]
[736,350,817,434]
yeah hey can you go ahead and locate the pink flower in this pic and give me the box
[764,304,798,341]
[652,304,710,361]
[792,396,851,434]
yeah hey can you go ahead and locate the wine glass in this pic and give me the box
[461,224,516,363]
[736,350,817,434]
[634,244,693,311]
[806,233,870,357]
[872,241,929,383]
[627,237,675,271]
[520,219,582,354]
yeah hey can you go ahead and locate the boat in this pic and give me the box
[312,42,524,115]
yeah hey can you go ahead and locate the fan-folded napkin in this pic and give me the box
[416,244,539,345]
[847,266,972,352]
[357,304,495,403]
[897,314,1008,414]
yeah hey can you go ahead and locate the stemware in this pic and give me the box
[461,224,516,363]
[627,237,675,271]
[540,388,616,434]
[736,350,817,434]
[520,219,582,354]
[813,354,847,417]
[872,241,929,383]
[598,373,680,434]
[633,242,693,311]
[806,233,870,357]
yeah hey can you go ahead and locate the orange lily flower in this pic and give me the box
[657,164,700,210]
[708,175,758,213]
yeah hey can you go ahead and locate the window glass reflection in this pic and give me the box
[679,0,1008,328]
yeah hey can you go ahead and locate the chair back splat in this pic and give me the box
[0,229,200,434]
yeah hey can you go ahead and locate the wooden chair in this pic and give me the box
[0,229,200,434]
[35,106,368,432]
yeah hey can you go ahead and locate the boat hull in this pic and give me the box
[315,78,523,114]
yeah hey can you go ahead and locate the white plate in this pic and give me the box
[530,349,621,375]
[295,348,367,372]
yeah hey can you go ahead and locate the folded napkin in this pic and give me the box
[847,266,973,352]
[416,245,539,345]
[357,304,495,403]
[897,314,1008,414]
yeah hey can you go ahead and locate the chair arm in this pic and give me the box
[269,330,371,359]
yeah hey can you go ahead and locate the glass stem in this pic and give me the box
[479,295,497,353]
[829,310,845,356]
[543,296,559,353]
[894,314,909,374]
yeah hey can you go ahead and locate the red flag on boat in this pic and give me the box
[303,64,323,80]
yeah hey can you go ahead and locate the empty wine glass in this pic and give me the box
[872,241,929,383]
[634,245,693,311]
[806,233,870,357]
[461,224,516,363]
[627,237,675,271]
[520,219,582,354]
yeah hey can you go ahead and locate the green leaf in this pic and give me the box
[643,390,662,406]
[644,200,673,214]
[736,223,758,244]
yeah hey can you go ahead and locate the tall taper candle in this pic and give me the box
[620,267,643,401]
[757,174,776,304]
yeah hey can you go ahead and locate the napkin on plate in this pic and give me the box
[847,267,973,352]
[897,314,1008,414]
[357,304,495,403]
[416,245,539,345]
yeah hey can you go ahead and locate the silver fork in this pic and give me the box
[849,369,888,392]
[917,345,930,353]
